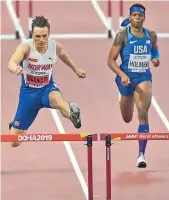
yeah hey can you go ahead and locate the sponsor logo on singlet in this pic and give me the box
[28,58,38,62]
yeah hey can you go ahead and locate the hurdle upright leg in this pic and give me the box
[15,0,20,39]
[28,0,33,38]
[86,135,93,200]
[106,135,112,200]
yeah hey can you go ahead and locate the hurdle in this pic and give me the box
[1,132,169,199]
[28,0,33,39]
[15,0,33,39]
[3,0,169,40]
[0,133,98,200]
[2,0,117,40]
[1,0,33,40]
[100,133,169,200]
[15,0,20,39]
[28,0,116,39]
[2,0,169,40]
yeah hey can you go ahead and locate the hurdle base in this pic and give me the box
[29,31,32,38]
[108,30,112,39]
[15,31,20,39]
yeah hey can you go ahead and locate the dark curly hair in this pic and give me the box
[31,15,50,33]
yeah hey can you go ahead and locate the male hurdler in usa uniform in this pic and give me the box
[107,4,160,168]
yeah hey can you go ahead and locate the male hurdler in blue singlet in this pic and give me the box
[107,4,160,168]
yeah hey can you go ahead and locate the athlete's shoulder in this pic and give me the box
[149,30,157,37]
[146,29,158,44]
[48,38,63,56]
[48,37,56,45]
[20,39,32,53]
[48,38,58,51]
[113,28,127,46]
[144,28,157,38]
[22,38,33,45]
[119,27,127,33]
[56,41,64,56]
[16,41,30,52]
[116,28,127,37]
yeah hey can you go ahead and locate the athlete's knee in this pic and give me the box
[123,116,132,123]
[121,111,133,123]
[50,97,65,109]
[49,91,64,109]
[10,141,20,147]
[121,109,133,123]
[10,127,26,148]
[137,104,148,123]
[138,108,148,119]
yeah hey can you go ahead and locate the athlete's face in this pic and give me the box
[130,12,145,28]
[32,27,49,48]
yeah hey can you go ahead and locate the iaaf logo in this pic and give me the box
[125,134,150,139]
[126,134,137,139]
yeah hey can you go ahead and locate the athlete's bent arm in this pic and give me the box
[8,43,29,74]
[150,31,160,67]
[107,30,130,86]
[56,42,86,78]
[56,42,76,71]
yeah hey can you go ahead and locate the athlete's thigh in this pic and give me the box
[115,76,134,121]
[134,80,152,110]
[120,95,134,111]
[12,87,41,130]
[119,95,134,121]
[41,82,62,108]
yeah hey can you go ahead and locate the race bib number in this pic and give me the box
[26,74,49,85]
[128,54,151,73]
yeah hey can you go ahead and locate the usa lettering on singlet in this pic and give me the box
[128,45,151,73]
[22,38,57,88]
[120,26,152,76]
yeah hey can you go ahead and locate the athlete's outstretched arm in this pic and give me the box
[107,31,127,77]
[150,31,160,67]
[56,42,86,78]
[8,43,29,74]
